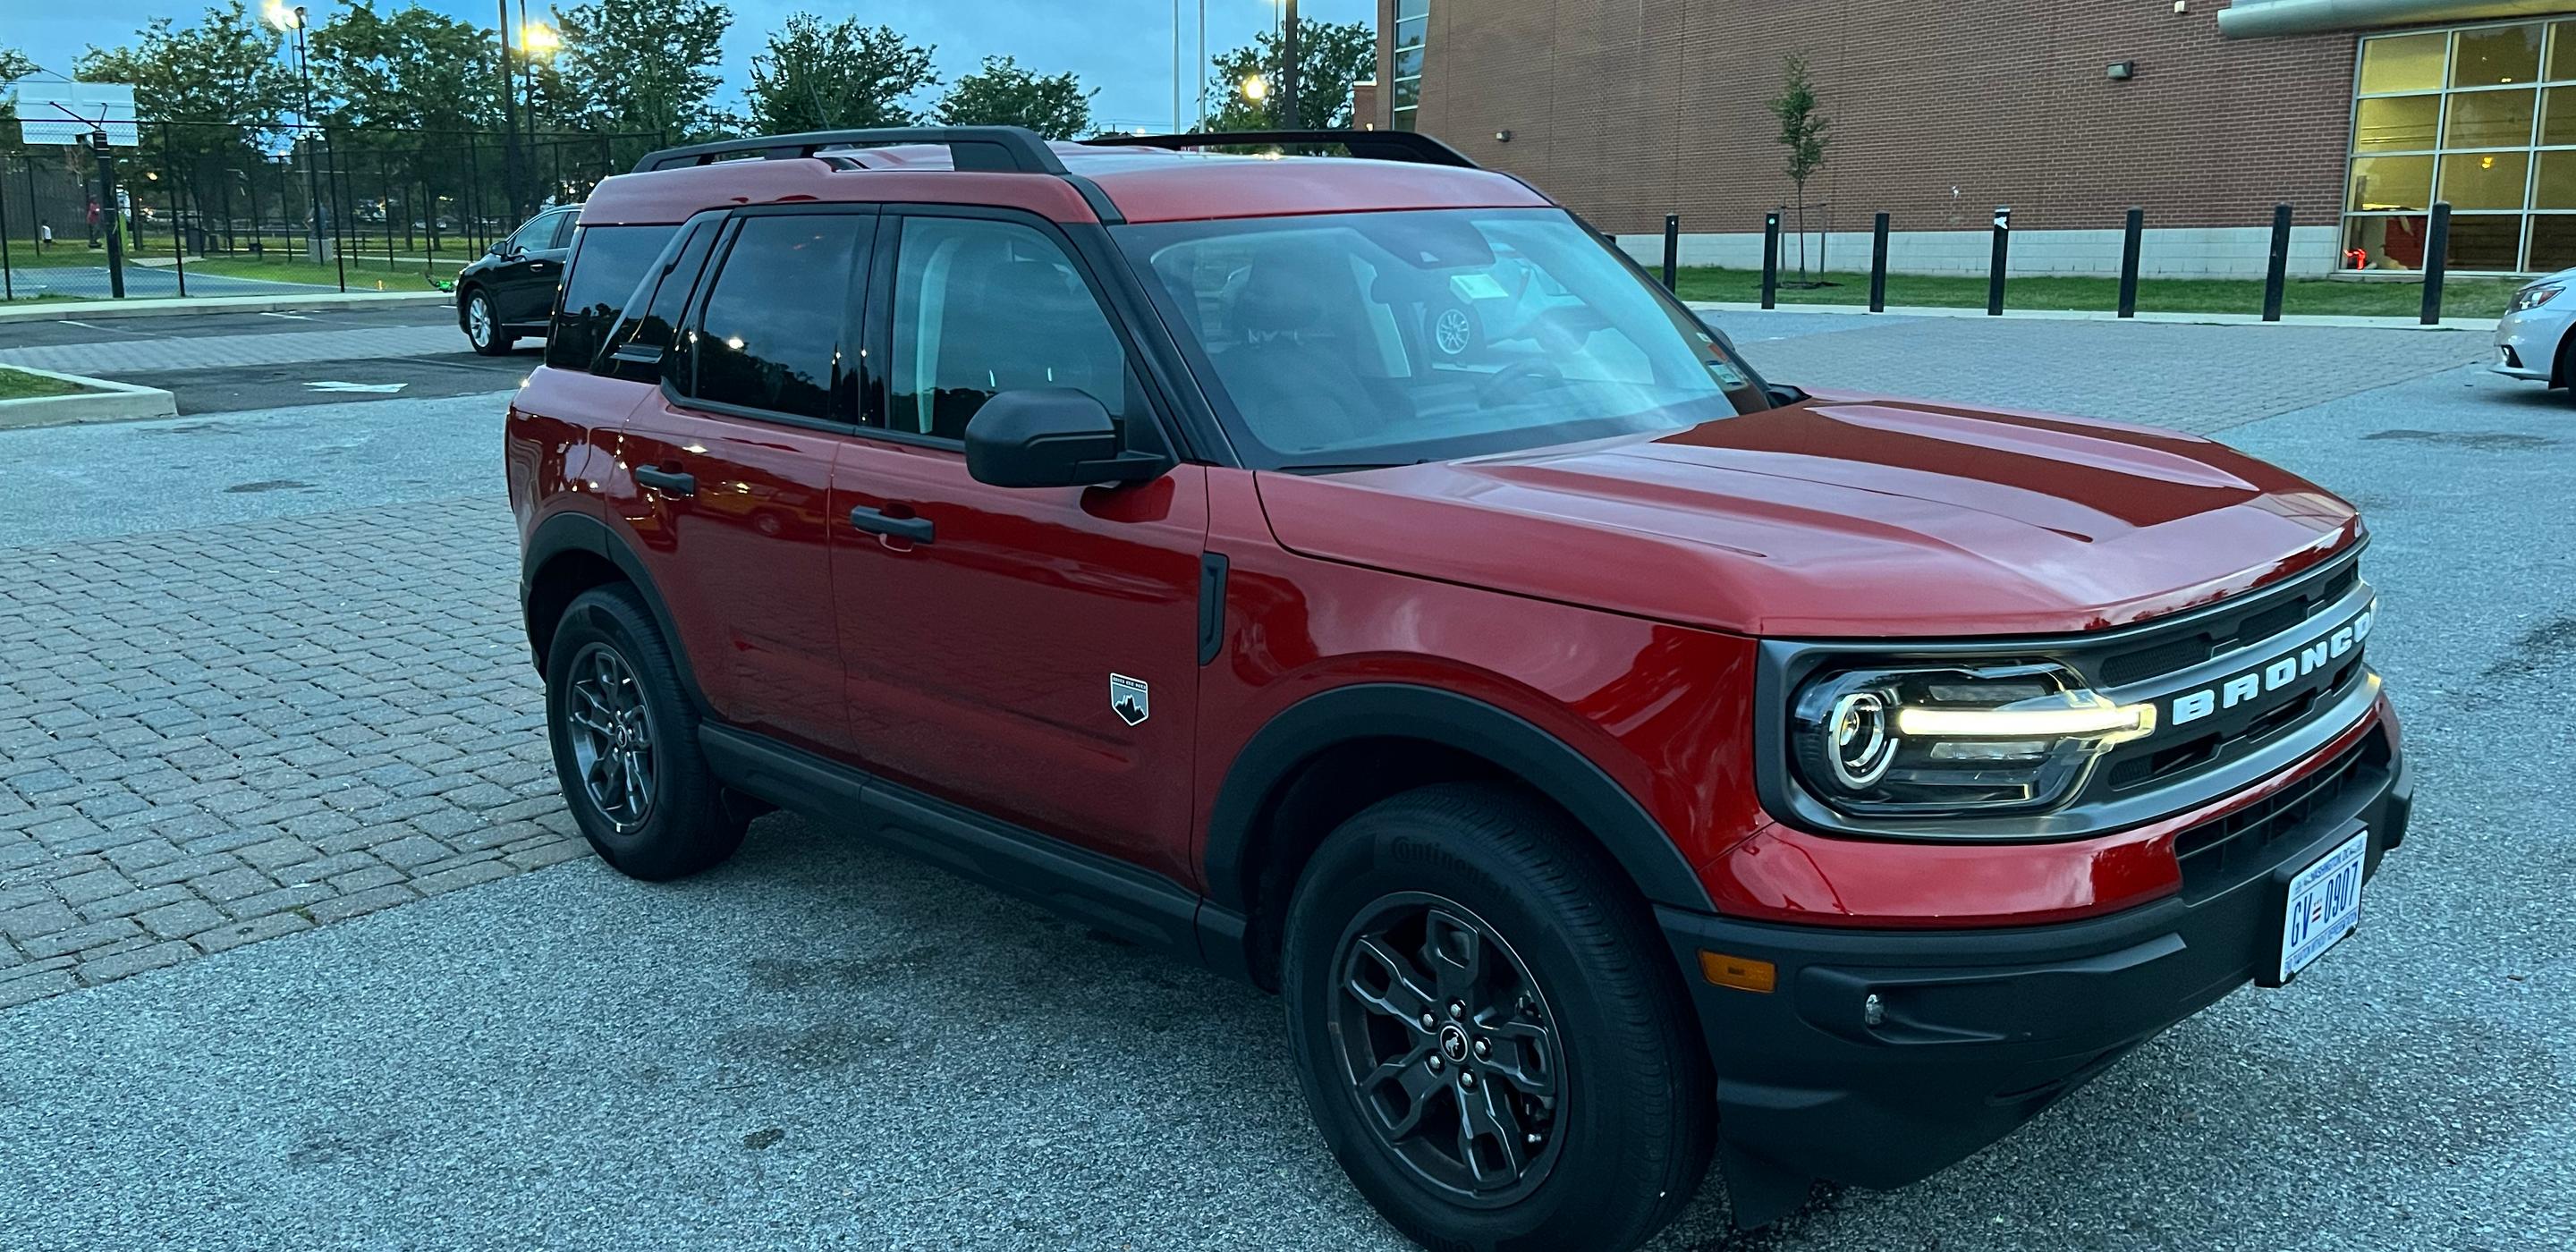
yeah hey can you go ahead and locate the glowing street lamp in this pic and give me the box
[521,21,563,56]
[1241,73,1269,102]
[262,0,302,30]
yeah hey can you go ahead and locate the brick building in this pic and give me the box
[1360,0,2576,277]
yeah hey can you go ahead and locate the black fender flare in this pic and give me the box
[521,510,708,711]
[1202,683,1717,915]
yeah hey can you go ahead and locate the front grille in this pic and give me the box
[2098,562,2359,687]
[2172,733,2379,900]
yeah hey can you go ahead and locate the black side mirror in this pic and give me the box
[963,390,1170,489]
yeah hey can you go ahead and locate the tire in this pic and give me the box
[462,287,515,356]
[1283,782,1714,1252]
[544,585,746,880]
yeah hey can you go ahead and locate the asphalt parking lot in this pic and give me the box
[1,307,2570,1250]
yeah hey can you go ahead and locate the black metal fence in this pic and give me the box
[1655,203,2488,325]
[1,121,663,303]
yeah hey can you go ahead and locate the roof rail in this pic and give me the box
[632,126,1069,175]
[1083,130,1479,170]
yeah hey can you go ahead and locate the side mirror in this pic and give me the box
[963,390,1170,489]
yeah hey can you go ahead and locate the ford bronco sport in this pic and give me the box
[504,126,2411,1251]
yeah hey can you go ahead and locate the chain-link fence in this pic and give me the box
[1,121,664,303]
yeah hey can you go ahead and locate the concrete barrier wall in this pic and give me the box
[1614,225,2348,280]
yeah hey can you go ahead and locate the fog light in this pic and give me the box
[1699,951,1776,993]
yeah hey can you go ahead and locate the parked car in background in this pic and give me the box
[456,204,581,355]
[505,127,2408,1252]
[2494,266,2576,394]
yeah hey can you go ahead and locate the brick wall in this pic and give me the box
[1386,0,2360,237]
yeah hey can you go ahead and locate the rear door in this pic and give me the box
[612,207,878,758]
[826,207,1208,882]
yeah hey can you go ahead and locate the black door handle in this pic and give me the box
[849,504,934,544]
[634,466,695,496]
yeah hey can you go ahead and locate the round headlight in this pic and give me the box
[1826,689,1895,788]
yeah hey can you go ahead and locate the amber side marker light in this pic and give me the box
[1699,951,1777,993]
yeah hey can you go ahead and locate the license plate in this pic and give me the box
[2277,828,2368,983]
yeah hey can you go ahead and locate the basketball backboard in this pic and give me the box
[9,80,141,148]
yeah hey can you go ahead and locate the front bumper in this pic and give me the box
[1660,724,2411,1224]
[2493,302,2572,381]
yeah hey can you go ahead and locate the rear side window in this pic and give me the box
[593,216,721,384]
[547,224,680,371]
[688,215,869,420]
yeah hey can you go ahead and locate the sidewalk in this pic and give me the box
[0,289,450,325]
[1686,300,2500,333]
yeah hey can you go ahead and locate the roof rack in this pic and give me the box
[1084,130,1480,170]
[632,126,1069,175]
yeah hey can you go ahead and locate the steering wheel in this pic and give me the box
[1473,357,1566,405]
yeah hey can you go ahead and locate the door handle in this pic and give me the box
[848,504,934,545]
[634,466,696,496]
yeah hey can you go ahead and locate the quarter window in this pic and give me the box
[884,216,1133,442]
[689,216,867,420]
[547,223,680,371]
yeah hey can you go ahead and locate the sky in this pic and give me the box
[6,0,1374,132]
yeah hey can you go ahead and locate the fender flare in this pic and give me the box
[1203,682,1717,914]
[521,510,708,710]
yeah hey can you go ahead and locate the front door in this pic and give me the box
[829,209,1208,883]
[497,207,577,326]
[613,207,876,757]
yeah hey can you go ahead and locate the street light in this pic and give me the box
[262,2,326,268]
[1241,73,1269,101]
[521,21,562,56]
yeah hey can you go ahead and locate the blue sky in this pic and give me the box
[9,0,1372,131]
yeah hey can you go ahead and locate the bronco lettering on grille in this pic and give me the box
[2170,605,2372,727]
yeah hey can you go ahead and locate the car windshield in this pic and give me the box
[1117,207,1769,470]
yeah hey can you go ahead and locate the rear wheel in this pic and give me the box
[544,585,744,879]
[462,288,514,356]
[1283,783,1714,1252]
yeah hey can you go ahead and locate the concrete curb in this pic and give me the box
[1683,300,2500,333]
[0,366,179,429]
[0,290,452,325]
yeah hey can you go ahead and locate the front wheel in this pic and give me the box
[1283,783,1714,1252]
[462,288,515,356]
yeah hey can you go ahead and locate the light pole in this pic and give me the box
[495,0,521,221]
[1279,0,1299,128]
[264,1,325,266]
[520,13,562,207]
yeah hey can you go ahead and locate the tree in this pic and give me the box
[744,15,936,133]
[1204,19,1373,131]
[935,56,1092,140]
[0,46,37,155]
[555,0,731,142]
[1767,54,1830,279]
[311,2,501,134]
[76,3,297,242]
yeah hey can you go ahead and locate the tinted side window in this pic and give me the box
[594,217,720,383]
[689,216,867,420]
[542,210,579,250]
[885,216,1133,442]
[548,224,680,371]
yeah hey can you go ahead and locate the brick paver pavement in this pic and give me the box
[0,499,581,1007]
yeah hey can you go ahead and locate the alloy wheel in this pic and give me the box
[564,641,657,833]
[1329,891,1563,1206]
[467,293,494,349]
[1434,307,1473,356]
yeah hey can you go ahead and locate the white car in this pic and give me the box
[2494,266,2576,392]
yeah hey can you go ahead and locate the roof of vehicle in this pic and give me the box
[579,138,1554,229]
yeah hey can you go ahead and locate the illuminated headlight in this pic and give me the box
[2510,283,2562,313]
[1789,663,2156,816]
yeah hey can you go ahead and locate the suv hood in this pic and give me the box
[1252,393,2363,638]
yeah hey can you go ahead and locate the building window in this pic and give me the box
[1392,0,1427,131]
[2345,17,2576,274]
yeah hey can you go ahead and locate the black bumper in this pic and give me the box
[1661,732,2411,1223]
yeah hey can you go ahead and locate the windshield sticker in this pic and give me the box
[1448,273,1509,301]
[1708,360,1748,388]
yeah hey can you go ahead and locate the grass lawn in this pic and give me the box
[175,254,456,292]
[0,367,88,401]
[1671,266,2525,319]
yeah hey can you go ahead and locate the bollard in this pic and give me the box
[2261,203,2292,322]
[0,170,13,302]
[1761,212,1780,310]
[2420,202,2451,325]
[1869,212,1889,313]
[1987,206,2010,316]
[1662,213,1679,292]
[2118,207,2143,318]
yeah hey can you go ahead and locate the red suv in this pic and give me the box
[505,127,2410,1251]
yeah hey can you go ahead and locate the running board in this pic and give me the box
[698,723,1210,962]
